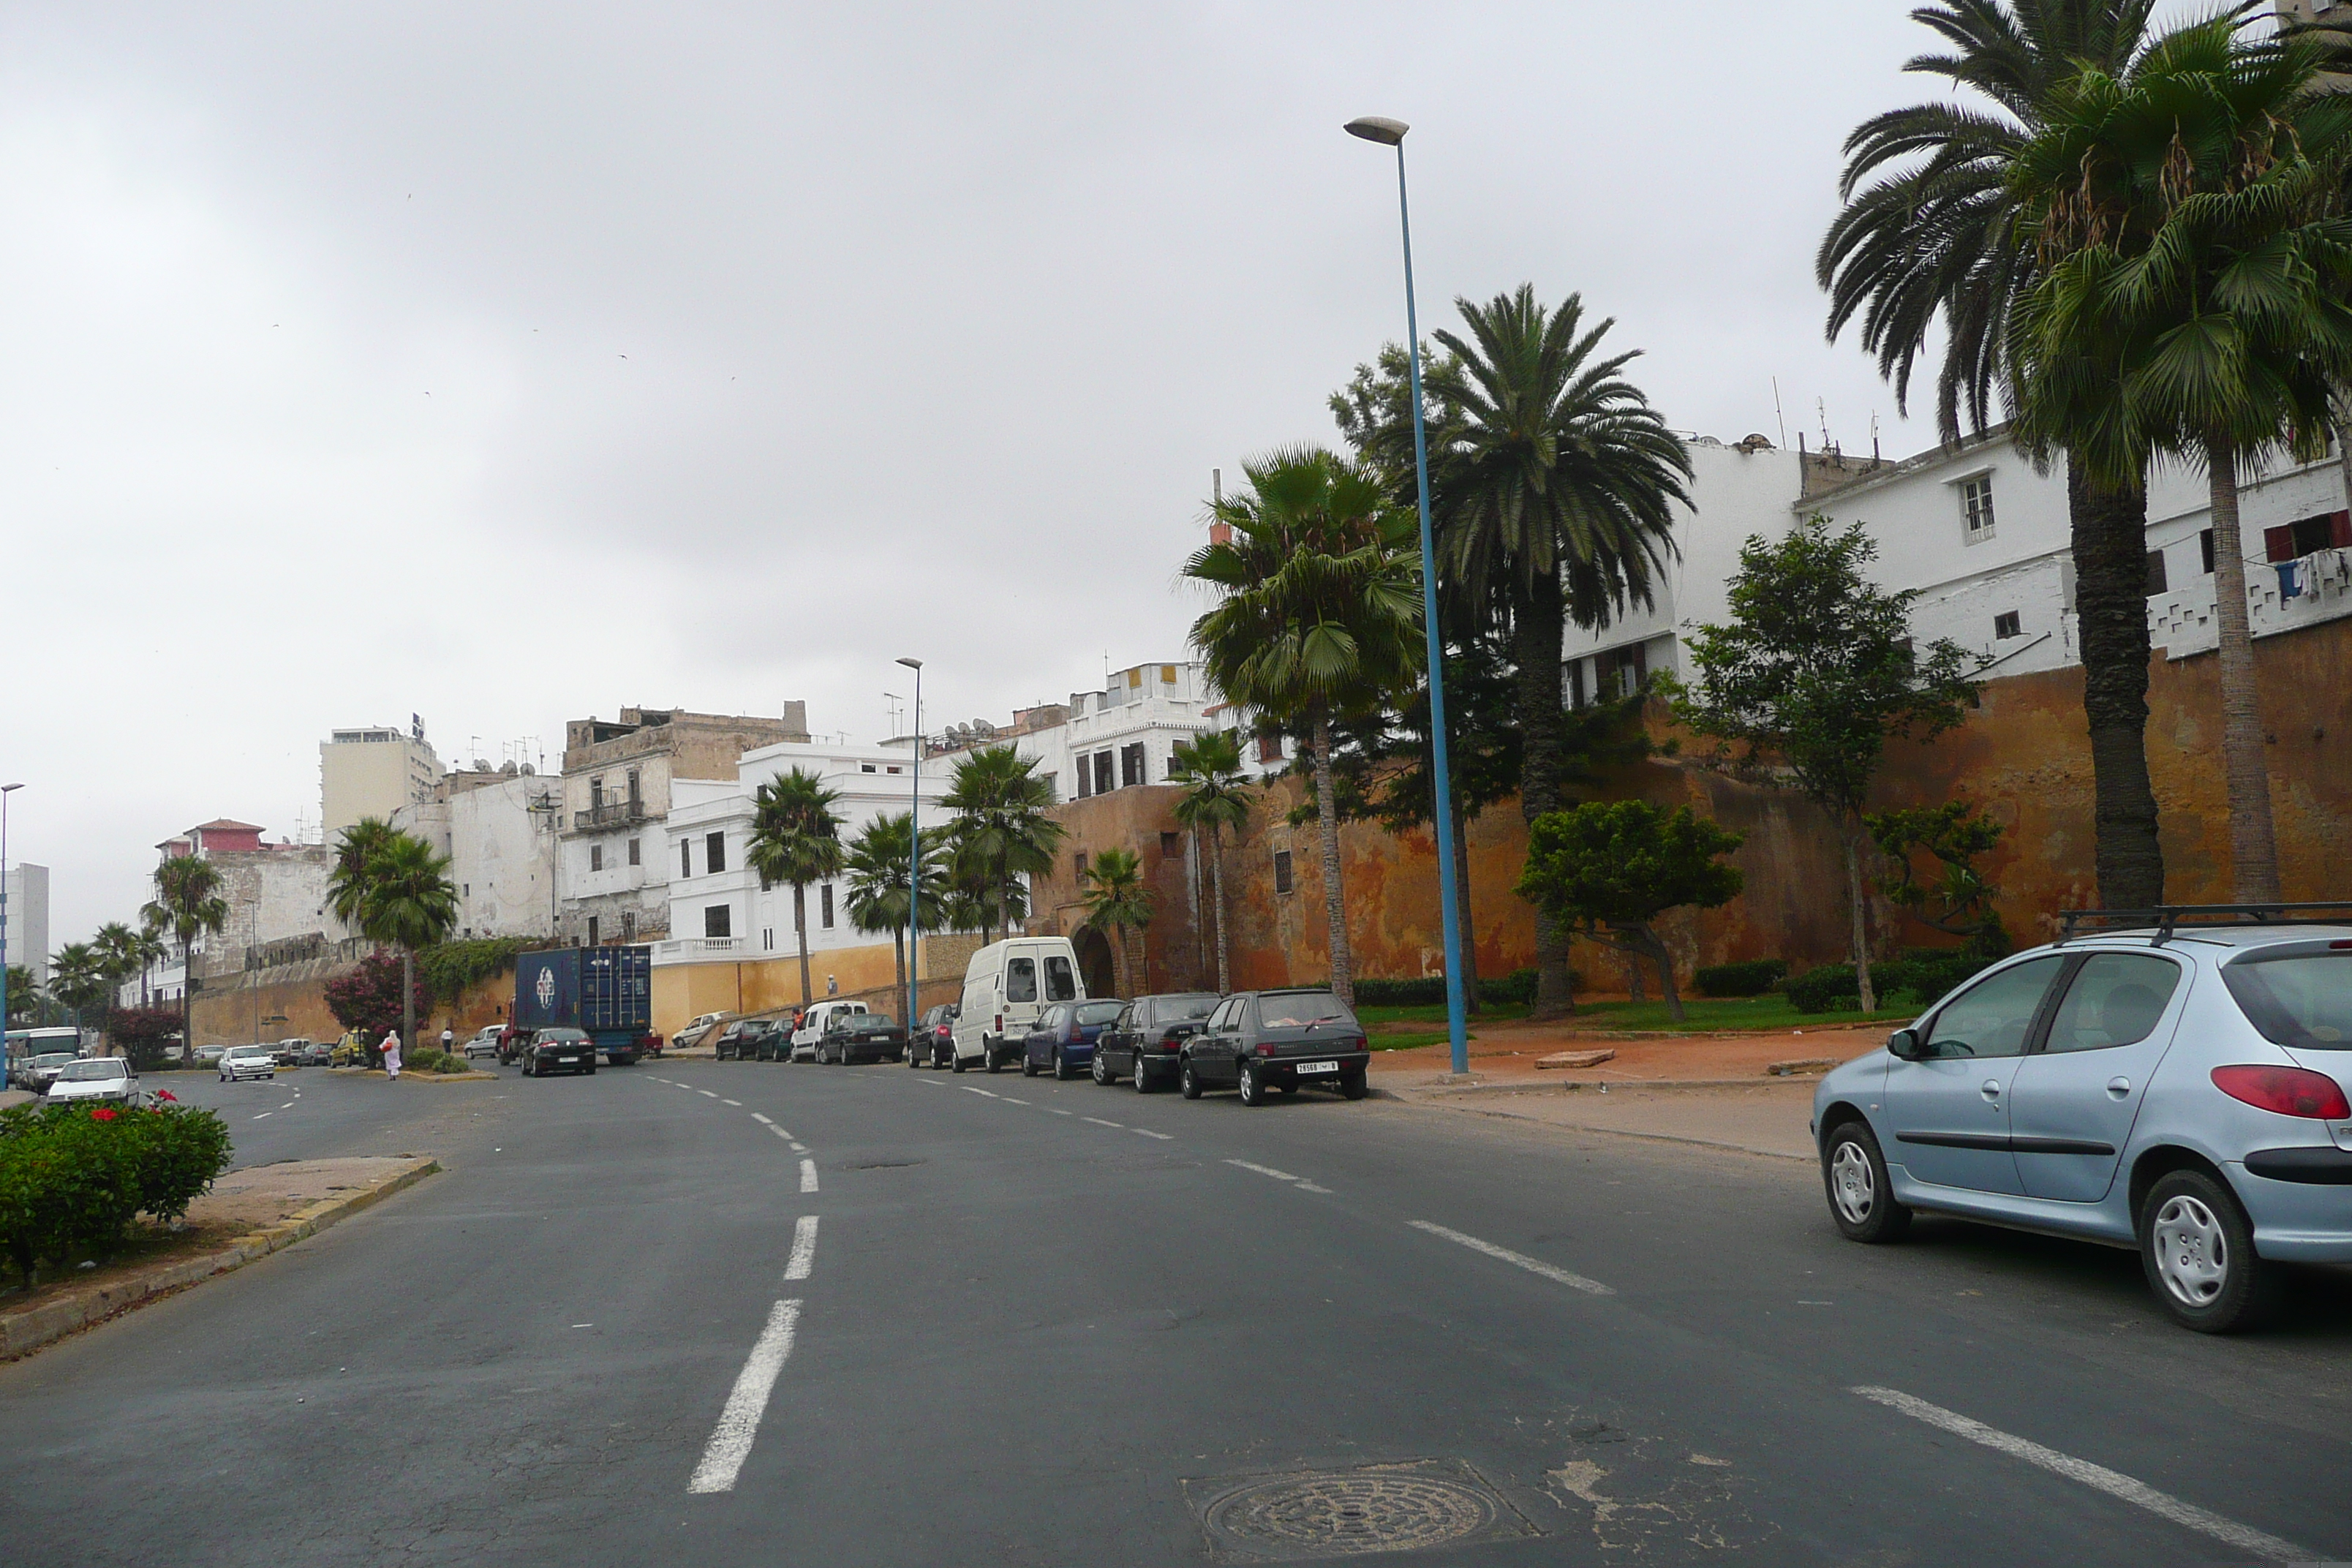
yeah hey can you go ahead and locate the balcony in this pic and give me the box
[2149,546,2352,659]
[654,937,745,964]
[572,800,647,832]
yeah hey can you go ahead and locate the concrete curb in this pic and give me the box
[1406,1077,1817,1097]
[0,1156,440,1362]
[407,1071,497,1085]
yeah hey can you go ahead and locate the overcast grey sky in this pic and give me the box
[1,1,2156,945]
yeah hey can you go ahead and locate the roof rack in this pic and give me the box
[2057,902,2352,945]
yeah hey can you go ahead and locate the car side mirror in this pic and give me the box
[1887,1028,1923,1061]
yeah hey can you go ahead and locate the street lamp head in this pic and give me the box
[895,657,923,671]
[0,783,21,793]
[1344,116,1409,146]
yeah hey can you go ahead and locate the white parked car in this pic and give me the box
[789,1001,867,1063]
[952,937,1085,1073]
[461,1025,504,1060]
[47,1056,140,1106]
[192,1044,228,1066]
[676,1012,727,1049]
[219,1044,278,1082]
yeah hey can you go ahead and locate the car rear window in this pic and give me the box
[2223,950,2352,1049]
[1074,1002,1125,1025]
[1153,995,1218,1021]
[1256,993,1359,1030]
[58,1060,127,1080]
[539,1029,589,1042]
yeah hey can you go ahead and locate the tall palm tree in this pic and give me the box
[1819,0,2166,910]
[129,924,167,1009]
[941,746,1066,944]
[746,768,845,1006]
[1423,287,1689,1018]
[1078,846,1154,997]
[48,941,111,1028]
[1167,732,1254,993]
[328,818,401,933]
[1188,447,1422,1009]
[91,921,143,1009]
[843,810,949,1000]
[2008,14,2352,902]
[329,829,459,1060]
[144,854,228,1063]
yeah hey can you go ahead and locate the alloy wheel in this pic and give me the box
[2152,1194,2230,1308]
[1829,1139,1874,1226]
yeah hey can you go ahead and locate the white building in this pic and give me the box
[1564,430,2352,693]
[657,739,951,968]
[4,862,49,984]
[321,725,442,839]
[393,770,561,941]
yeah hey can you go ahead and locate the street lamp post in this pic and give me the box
[1,784,20,1049]
[896,657,924,1046]
[1344,115,1470,1076]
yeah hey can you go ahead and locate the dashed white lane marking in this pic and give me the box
[916,1079,943,1088]
[751,1113,773,1125]
[1407,1221,1613,1296]
[1227,1158,1300,1182]
[1000,1097,1029,1105]
[770,1126,791,1141]
[687,1298,803,1495]
[279,1102,295,1109]
[962,1086,998,1098]
[784,1215,819,1281]
[698,1090,719,1098]
[799,1159,819,1194]
[1850,1386,2307,1561]
[1082,1117,1124,1129]
[722,1098,742,1107]
[1047,1107,1073,1115]
[1134,1128,1174,1141]
[252,1112,273,1120]
[1296,1181,1333,1193]
[789,1142,808,1153]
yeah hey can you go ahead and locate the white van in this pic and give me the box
[951,937,1085,1073]
[789,1000,867,1062]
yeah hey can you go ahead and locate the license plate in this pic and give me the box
[1297,1060,1339,1074]
[559,1055,580,1062]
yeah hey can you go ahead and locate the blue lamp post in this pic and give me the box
[1345,116,1469,1076]
[0,783,20,1043]
[897,657,924,1046]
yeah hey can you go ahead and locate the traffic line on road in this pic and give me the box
[1849,1386,2307,1562]
[1134,1128,1173,1140]
[1082,1116,1125,1129]
[1047,1107,1072,1115]
[698,1090,718,1098]
[252,1112,273,1120]
[963,1086,998,1098]
[722,1098,742,1106]
[784,1215,819,1281]
[799,1159,818,1194]
[750,1112,773,1124]
[1407,1221,1614,1296]
[686,1298,803,1495]
[1227,1159,1300,1182]
[789,1141,808,1153]
[1000,1096,1029,1105]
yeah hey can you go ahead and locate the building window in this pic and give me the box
[862,764,877,773]
[1256,731,1284,764]
[626,769,641,807]
[1042,772,1058,802]
[2146,549,2169,596]
[1074,851,1089,878]
[821,884,834,930]
[763,927,774,951]
[620,911,636,941]
[1569,659,1587,709]
[590,776,605,809]
[705,905,731,939]
[681,840,693,878]
[1960,474,1997,542]
[1994,611,2023,640]
[706,832,726,873]
[590,845,604,872]
[2264,511,2351,562]
[1160,832,1180,856]
[1273,850,1294,894]
[1120,742,1147,788]
[886,765,901,774]
[1076,759,1091,799]
[2200,528,2215,574]
[627,837,641,867]
[587,916,600,946]
[1093,752,1114,795]
[1597,641,1648,700]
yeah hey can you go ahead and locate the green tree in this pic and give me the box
[1670,518,1982,1012]
[1187,446,1422,1008]
[941,746,1066,945]
[143,855,229,1063]
[2007,14,2352,902]
[843,810,949,999]
[1166,732,1255,994]
[327,818,401,930]
[327,827,459,1060]
[4,965,39,1025]
[1421,287,1692,1019]
[1077,846,1153,998]
[746,768,845,1006]
[1866,800,2011,957]
[1518,801,1746,1023]
[47,942,112,1023]
[1819,0,2168,909]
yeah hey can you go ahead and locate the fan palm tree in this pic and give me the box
[1819,0,2168,910]
[1188,447,1422,1009]
[92,921,143,1000]
[144,854,229,1064]
[2007,14,2352,902]
[4,965,39,1026]
[48,941,112,1026]
[941,746,1066,944]
[328,829,459,1060]
[129,924,168,1009]
[1422,287,1689,1017]
[843,810,949,999]
[747,768,845,1006]
[1167,732,1254,993]
[1078,847,1154,998]
[328,818,402,932]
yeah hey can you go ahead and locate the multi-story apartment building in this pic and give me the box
[136,819,350,1004]
[392,765,562,941]
[4,863,49,985]
[320,725,442,839]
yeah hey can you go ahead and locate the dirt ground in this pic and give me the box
[1368,1018,1887,1086]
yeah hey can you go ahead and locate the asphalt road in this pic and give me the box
[2,1057,2348,1567]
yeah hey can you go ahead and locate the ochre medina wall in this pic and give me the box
[189,959,516,1048]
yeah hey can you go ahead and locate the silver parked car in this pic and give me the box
[218,1044,278,1082]
[1814,905,2352,1333]
[47,1055,140,1106]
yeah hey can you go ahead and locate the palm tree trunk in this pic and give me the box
[1513,572,1575,1018]
[793,883,812,1005]
[401,947,416,1066]
[1449,801,1480,1014]
[179,938,193,1062]
[2206,437,2283,903]
[2068,465,2166,909]
[1210,826,1230,994]
[1844,825,1877,1014]
[1311,711,1353,1009]
[893,929,905,998]
[1109,924,1130,998]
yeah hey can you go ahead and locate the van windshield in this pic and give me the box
[2223,951,2352,1049]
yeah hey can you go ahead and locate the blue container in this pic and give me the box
[514,948,581,1033]
[515,946,652,1059]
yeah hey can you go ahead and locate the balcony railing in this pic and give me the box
[654,937,745,963]
[573,800,647,831]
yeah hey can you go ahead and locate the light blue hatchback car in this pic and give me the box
[1812,905,2352,1333]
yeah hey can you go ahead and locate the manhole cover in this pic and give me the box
[1191,1460,1534,1561]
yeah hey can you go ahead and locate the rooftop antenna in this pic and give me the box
[1213,467,1221,505]
[1871,410,1882,466]
[1817,396,1831,452]
[1772,377,1787,449]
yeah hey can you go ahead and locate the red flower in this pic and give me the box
[90,1108,118,1122]
[154,1090,178,1102]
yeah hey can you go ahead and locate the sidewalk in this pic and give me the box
[1390,1080,1821,1161]
[1369,1021,1882,1090]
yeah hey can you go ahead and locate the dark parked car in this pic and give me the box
[1021,1000,1127,1080]
[1093,992,1220,1091]
[908,1003,957,1069]
[742,1020,788,1061]
[713,1020,759,1060]
[1179,990,1371,1105]
[298,1040,336,1066]
[518,1026,598,1077]
[818,1011,908,1065]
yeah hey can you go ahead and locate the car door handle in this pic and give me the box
[1980,1080,2002,1101]
[2107,1076,2132,1098]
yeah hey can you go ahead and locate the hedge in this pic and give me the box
[1351,968,1578,1008]
[415,938,532,1004]
[0,1098,233,1283]
[1785,952,1997,1014]
[1692,959,1788,998]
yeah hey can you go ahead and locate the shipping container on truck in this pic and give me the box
[514,946,654,1064]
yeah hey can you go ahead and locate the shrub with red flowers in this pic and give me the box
[324,954,428,1045]
[0,1100,233,1284]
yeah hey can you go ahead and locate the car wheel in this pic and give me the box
[585,1063,598,1074]
[1338,1071,1368,1101]
[1180,1060,1202,1100]
[985,1046,1003,1074]
[1091,1052,1109,1086]
[1053,1050,1073,1082]
[951,1052,967,1073]
[1134,1055,1154,1093]
[1821,1119,1911,1244]
[1021,1052,1039,1077]
[1237,1063,1264,1107]
[908,1045,921,1070]
[2139,1168,2279,1333]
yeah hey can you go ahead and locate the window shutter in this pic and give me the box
[2264,524,2296,563]
[2332,510,2352,549]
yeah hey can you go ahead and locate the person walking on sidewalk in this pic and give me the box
[380,1027,403,1081]
[440,1025,453,1058]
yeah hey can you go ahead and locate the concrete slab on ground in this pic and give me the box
[1370,1022,1882,1093]
[1391,1080,1820,1162]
